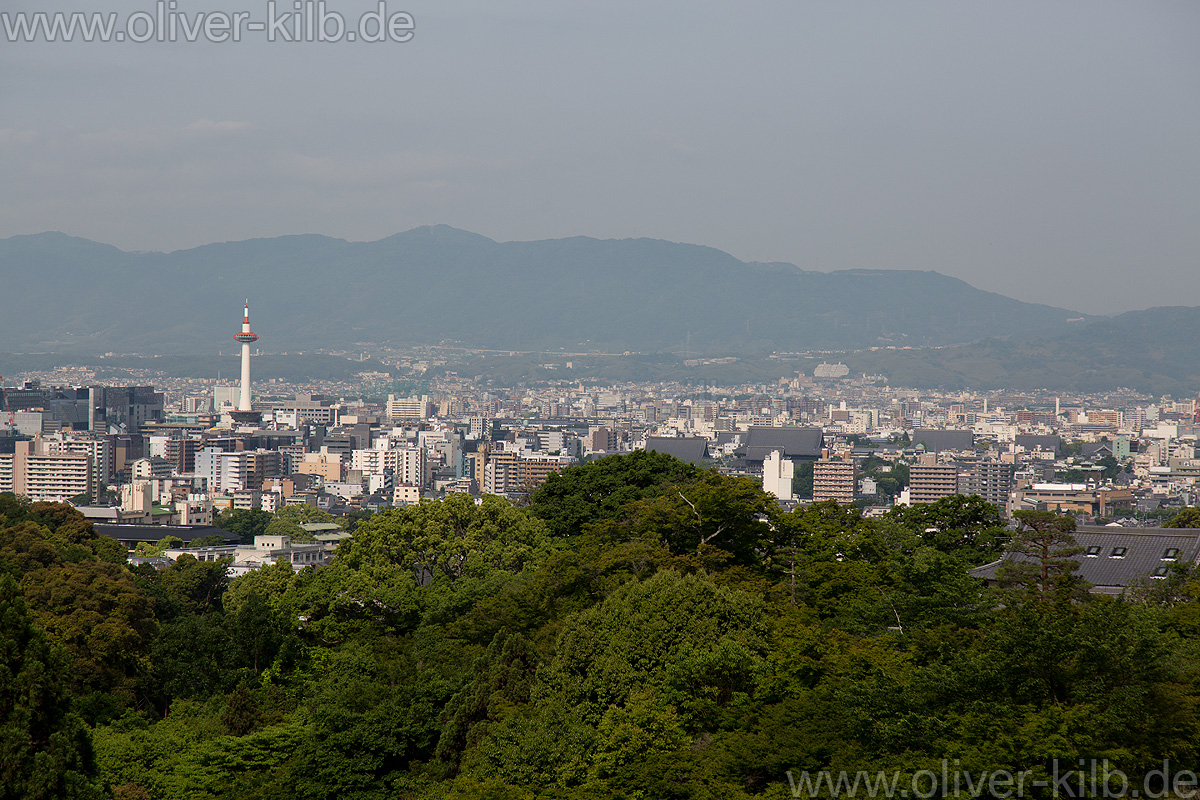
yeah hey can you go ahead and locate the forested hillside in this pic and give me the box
[3,454,1199,799]
[0,228,1084,355]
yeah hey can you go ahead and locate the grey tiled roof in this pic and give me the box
[735,427,822,460]
[972,527,1200,594]
[912,429,974,452]
[645,437,709,464]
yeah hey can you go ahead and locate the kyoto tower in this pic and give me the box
[229,300,262,425]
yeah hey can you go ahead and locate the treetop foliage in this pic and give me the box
[0,462,1195,798]
[527,448,700,539]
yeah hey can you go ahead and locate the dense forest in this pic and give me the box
[4,451,1200,799]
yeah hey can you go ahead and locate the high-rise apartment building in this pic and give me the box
[813,460,855,503]
[908,463,961,504]
[0,439,92,501]
[957,461,1014,510]
[196,447,251,493]
[351,446,427,489]
[386,394,431,421]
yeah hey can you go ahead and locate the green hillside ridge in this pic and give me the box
[423,306,1200,396]
[1,226,1086,355]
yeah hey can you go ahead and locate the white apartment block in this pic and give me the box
[0,439,92,502]
[351,445,428,487]
[195,447,250,493]
[351,447,391,475]
[130,457,172,480]
[386,394,431,421]
[394,446,428,489]
[0,455,13,493]
[47,436,114,485]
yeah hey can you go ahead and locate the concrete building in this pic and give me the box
[130,456,173,480]
[1010,484,1135,518]
[164,437,199,474]
[353,446,428,489]
[295,452,343,484]
[762,449,794,501]
[48,435,114,484]
[957,461,1015,510]
[195,447,250,493]
[588,426,618,453]
[386,394,431,421]
[813,459,855,503]
[163,534,331,578]
[393,484,421,505]
[271,395,340,427]
[0,438,92,502]
[483,452,572,495]
[232,488,262,510]
[908,463,961,504]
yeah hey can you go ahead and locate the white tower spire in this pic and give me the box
[233,299,259,416]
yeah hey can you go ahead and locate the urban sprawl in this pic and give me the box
[2,303,1196,591]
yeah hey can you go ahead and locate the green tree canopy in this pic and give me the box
[19,560,158,703]
[617,472,776,568]
[264,504,337,543]
[1164,507,1200,528]
[527,450,700,539]
[882,494,1006,563]
[214,508,273,542]
[0,574,98,800]
[343,494,556,585]
[132,535,183,559]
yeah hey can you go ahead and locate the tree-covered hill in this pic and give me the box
[0,227,1086,355]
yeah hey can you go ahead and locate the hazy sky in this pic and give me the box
[2,0,1198,315]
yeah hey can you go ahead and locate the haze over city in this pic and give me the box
[3,0,1199,315]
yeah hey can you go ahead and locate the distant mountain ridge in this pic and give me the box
[840,305,1200,396]
[1,226,1091,355]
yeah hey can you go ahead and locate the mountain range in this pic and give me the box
[3,226,1197,395]
[2,226,1087,355]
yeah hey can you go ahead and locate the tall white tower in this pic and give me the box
[230,300,261,425]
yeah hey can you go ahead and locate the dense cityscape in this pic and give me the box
[2,302,1197,588]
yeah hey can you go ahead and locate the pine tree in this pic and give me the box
[998,510,1086,603]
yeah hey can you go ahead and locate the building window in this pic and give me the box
[1085,546,1102,557]
[1163,548,1181,560]
[1110,547,1128,558]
